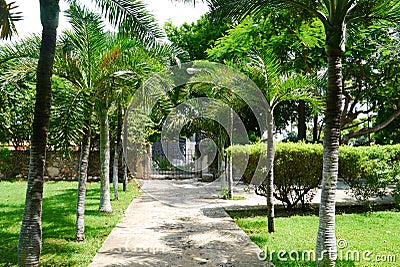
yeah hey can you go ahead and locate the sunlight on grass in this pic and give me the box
[0,180,140,266]
[229,210,400,267]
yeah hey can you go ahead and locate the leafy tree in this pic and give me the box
[205,0,400,265]
[164,14,230,60]
[208,10,326,140]
[340,25,400,144]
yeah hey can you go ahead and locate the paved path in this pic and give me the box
[89,178,394,267]
[89,179,266,267]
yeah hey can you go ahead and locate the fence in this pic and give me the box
[151,139,200,179]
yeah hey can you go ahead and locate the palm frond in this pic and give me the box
[0,34,40,86]
[0,0,22,39]
[0,34,41,64]
[205,0,328,25]
[347,0,400,24]
[148,43,190,66]
[92,0,164,43]
[0,58,37,86]
[272,73,322,111]
[49,81,93,151]
[62,4,108,88]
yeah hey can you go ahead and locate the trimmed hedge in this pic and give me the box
[227,143,400,208]
[339,145,400,203]
[227,142,323,209]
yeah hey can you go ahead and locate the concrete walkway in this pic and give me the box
[89,178,394,267]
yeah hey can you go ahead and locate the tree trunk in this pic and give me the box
[342,108,400,144]
[75,124,91,241]
[313,115,319,143]
[112,144,119,200]
[98,97,112,213]
[18,2,59,265]
[122,156,128,191]
[298,100,307,141]
[226,108,233,198]
[122,115,128,191]
[316,52,343,266]
[112,105,123,199]
[117,105,124,183]
[266,112,275,233]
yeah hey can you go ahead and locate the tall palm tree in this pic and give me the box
[17,1,60,265]
[60,2,184,232]
[204,0,400,265]
[59,3,162,213]
[172,58,317,227]
[2,5,184,238]
[243,52,318,233]
[17,0,162,265]
[0,0,21,39]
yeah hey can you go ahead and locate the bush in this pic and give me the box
[227,142,267,185]
[228,143,400,208]
[273,142,323,209]
[339,145,400,204]
[228,142,323,209]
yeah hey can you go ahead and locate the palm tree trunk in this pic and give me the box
[227,108,234,198]
[18,2,59,265]
[313,115,319,143]
[298,100,307,140]
[112,144,119,200]
[75,124,91,241]
[98,97,112,213]
[316,53,343,267]
[266,112,275,233]
[122,155,128,191]
[112,105,123,199]
[122,114,128,191]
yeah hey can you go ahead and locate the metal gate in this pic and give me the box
[151,138,199,179]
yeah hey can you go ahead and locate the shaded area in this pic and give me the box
[0,181,139,266]
[228,203,398,219]
[89,180,265,267]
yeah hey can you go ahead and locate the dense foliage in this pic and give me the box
[164,14,231,60]
[340,145,400,204]
[227,143,400,208]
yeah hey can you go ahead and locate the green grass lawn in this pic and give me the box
[229,209,400,267]
[0,180,140,267]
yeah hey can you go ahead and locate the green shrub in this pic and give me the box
[228,143,400,208]
[227,142,267,185]
[339,145,400,204]
[228,142,323,209]
[273,142,323,209]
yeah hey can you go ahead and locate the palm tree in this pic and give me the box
[175,58,317,221]
[16,0,162,265]
[17,1,60,265]
[60,2,185,231]
[59,3,161,213]
[240,52,318,233]
[0,0,21,39]
[204,0,400,265]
